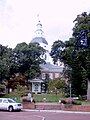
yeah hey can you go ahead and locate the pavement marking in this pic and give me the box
[33,114,46,120]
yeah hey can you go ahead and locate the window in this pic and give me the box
[34,83,39,91]
[45,54,47,60]
[55,73,59,78]
[3,100,8,103]
[8,99,15,103]
[49,73,53,79]
[42,73,46,79]
[0,99,2,103]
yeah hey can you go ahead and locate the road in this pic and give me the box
[0,110,90,120]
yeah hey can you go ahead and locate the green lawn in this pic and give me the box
[0,93,65,103]
[2,93,90,105]
[81,100,90,105]
[33,93,65,102]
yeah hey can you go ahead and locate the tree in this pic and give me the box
[0,42,46,91]
[0,44,12,82]
[72,12,90,100]
[0,84,5,93]
[49,78,67,94]
[50,40,65,64]
[50,12,90,99]
[8,74,27,90]
[13,42,46,79]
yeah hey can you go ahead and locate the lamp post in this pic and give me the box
[55,87,57,100]
[69,83,71,98]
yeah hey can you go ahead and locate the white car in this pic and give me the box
[0,98,23,112]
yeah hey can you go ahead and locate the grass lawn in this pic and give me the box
[81,100,90,105]
[2,93,90,105]
[33,93,65,102]
[1,93,65,103]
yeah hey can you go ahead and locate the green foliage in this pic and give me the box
[0,42,46,90]
[0,45,12,81]
[13,42,45,79]
[50,40,65,64]
[48,78,67,94]
[74,101,82,105]
[0,84,5,89]
[50,12,90,97]
[8,85,31,98]
[9,74,27,89]
[0,84,5,92]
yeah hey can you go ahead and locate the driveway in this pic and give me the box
[0,110,90,120]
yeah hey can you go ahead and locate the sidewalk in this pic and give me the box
[22,109,90,114]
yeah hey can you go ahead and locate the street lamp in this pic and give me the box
[69,83,71,98]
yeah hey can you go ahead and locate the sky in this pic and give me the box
[0,0,90,49]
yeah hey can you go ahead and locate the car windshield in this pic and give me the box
[8,99,16,103]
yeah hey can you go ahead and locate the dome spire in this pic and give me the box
[31,16,50,62]
[37,14,40,21]
[35,15,44,37]
[31,16,48,45]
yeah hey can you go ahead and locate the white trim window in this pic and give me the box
[42,73,46,79]
[55,73,59,78]
[49,73,53,79]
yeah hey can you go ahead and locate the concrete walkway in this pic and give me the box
[22,108,90,114]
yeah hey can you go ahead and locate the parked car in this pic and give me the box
[0,98,23,112]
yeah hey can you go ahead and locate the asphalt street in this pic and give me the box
[0,110,90,120]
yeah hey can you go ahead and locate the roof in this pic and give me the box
[40,62,63,72]
[31,37,48,45]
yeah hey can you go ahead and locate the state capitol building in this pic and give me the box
[29,19,64,93]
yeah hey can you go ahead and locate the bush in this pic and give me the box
[61,99,67,104]
[0,84,5,93]
[10,85,31,97]
[60,98,82,105]
[22,97,36,103]
[22,97,31,102]
[73,101,82,105]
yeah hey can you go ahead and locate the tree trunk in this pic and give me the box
[87,80,90,100]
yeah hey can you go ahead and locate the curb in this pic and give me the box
[22,109,90,114]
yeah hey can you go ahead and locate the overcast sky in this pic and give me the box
[0,0,90,49]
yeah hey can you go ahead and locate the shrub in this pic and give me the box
[0,84,5,92]
[11,85,31,97]
[22,97,31,102]
[22,97,36,103]
[73,101,82,105]
[60,98,82,105]
[61,98,76,104]
[61,99,67,104]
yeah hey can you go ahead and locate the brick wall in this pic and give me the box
[23,103,90,112]
[61,104,90,112]
[23,104,35,109]
[65,105,90,112]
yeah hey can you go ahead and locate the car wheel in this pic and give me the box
[8,106,13,112]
